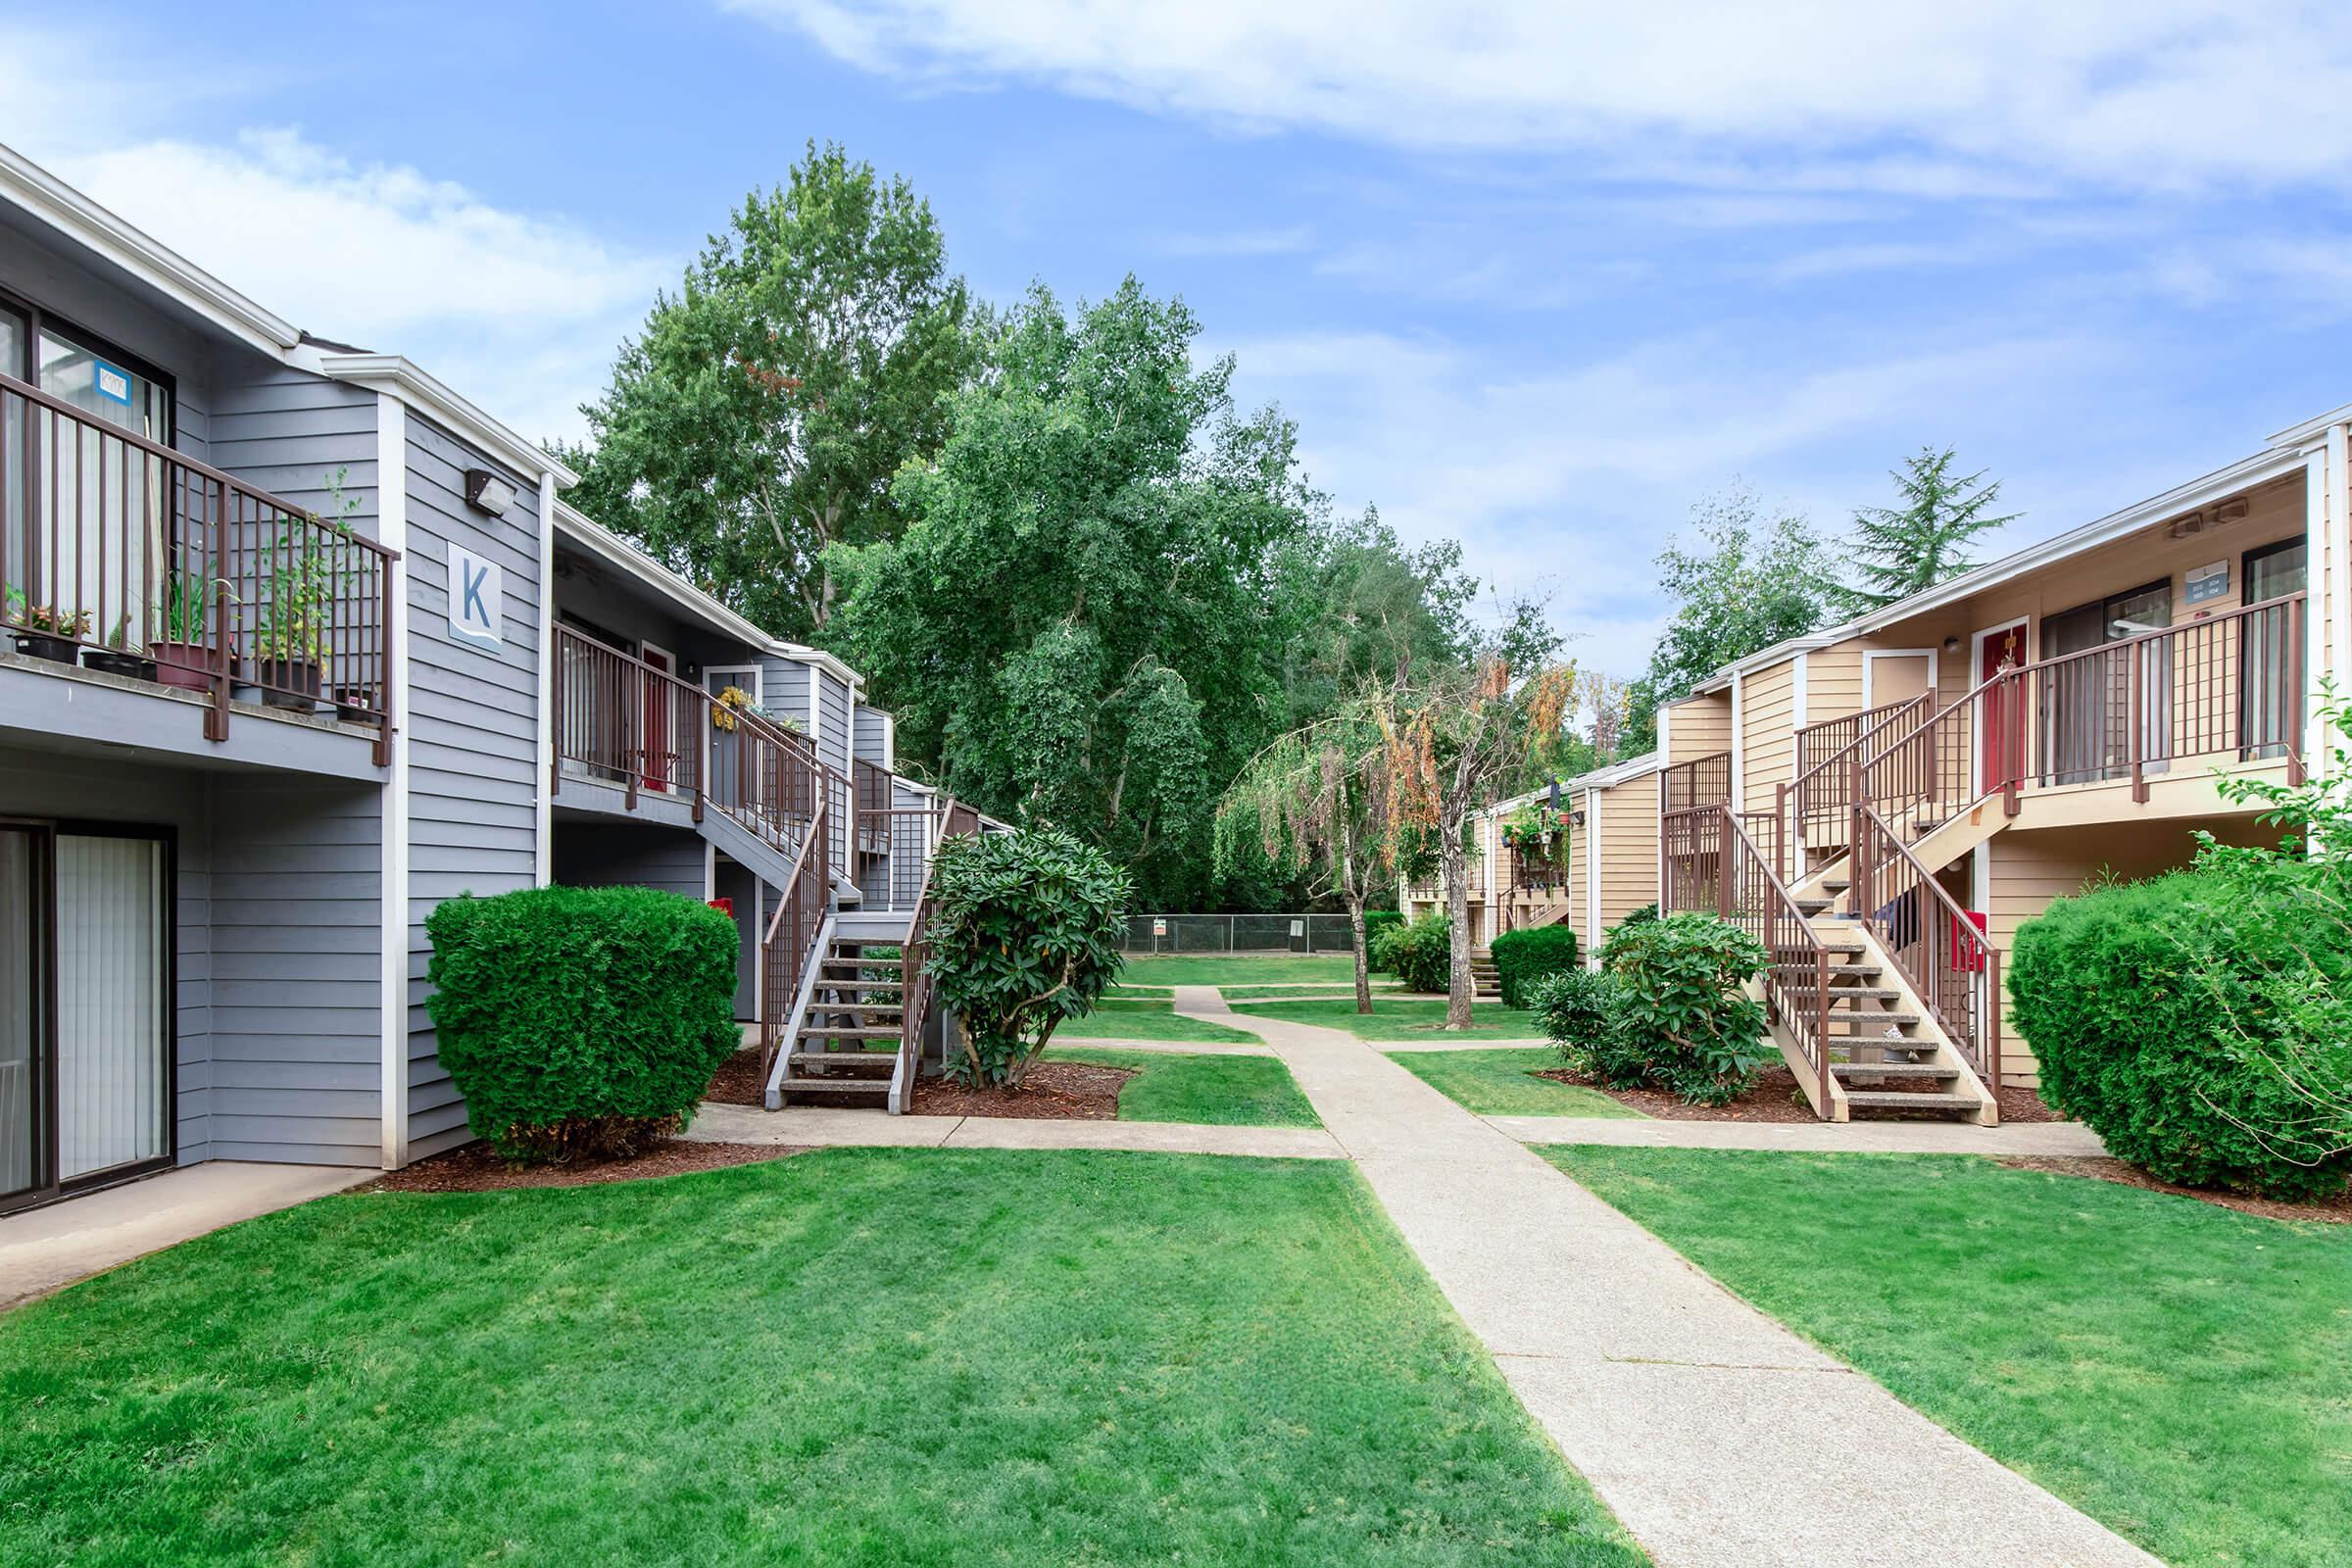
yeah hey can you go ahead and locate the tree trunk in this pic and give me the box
[1441,808,1474,1029]
[1346,892,1372,1014]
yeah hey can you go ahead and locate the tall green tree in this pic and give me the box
[1833,446,2020,612]
[1625,486,1831,752]
[825,278,1314,907]
[1272,508,1477,724]
[560,142,976,639]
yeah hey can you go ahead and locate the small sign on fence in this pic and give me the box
[1289,919,1303,937]
[1152,918,1167,938]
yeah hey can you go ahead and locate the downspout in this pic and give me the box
[376,394,412,1170]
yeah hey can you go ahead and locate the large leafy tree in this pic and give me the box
[1833,446,2019,613]
[825,278,1315,907]
[560,142,976,638]
[1625,486,1831,752]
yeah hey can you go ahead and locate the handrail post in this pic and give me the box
[2289,595,2308,785]
[2128,647,2147,804]
[1716,807,1734,918]
[207,574,232,745]
[2001,672,2022,816]
[1816,947,1831,1115]
[690,682,707,824]
[1987,948,2003,1093]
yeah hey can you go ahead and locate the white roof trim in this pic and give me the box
[1478,750,1662,821]
[772,639,865,692]
[555,503,774,645]
[0,141,300,354]
[318,354,579,490]
[1690,431,2318,689]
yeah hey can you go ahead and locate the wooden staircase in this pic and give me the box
[1468,949,1503,1001]
[1769,905,1996,1123]
[772,942,906,1105]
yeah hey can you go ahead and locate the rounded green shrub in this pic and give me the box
[1361,908,1403,969]
[2011,865,2352,1200]
[927,827,1132,1089]
[424,885,740,1162]
[1560,912,1769,1105]
[1378,913,1452,994]
[1491,923,1581,1008]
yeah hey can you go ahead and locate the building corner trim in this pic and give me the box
[377,393,413,1170]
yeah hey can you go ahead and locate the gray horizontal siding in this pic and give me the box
[403,415,544,1160]
[553,822,709,903]
[208,776,383,1166]
[208,367,379,539]
[815,668,852,775]
[853,707,891,768]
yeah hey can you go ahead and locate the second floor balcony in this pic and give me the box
[1,371,396,765]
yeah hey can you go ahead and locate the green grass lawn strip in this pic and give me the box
[1388,1048,1643,1117]
[1231,996,1544,1041]
[0,1150,1644,1567]
[1545,1146,2352,1568]
[1044,1047,1320,1127]
[1069,997,1259,1043]
[1118,955,1361,987]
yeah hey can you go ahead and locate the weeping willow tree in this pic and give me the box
[1213,716,1397,1013]
[1372,656,1580,1027]
[1217,652,1580,1028]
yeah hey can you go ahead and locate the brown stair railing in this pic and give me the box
[1780,695,1930,879]
[1,370,398,761]
[893,798,980,1110]
[1850,803,2000,1089]
[1660,749,1731,812]
[1661,803,1833,1115]
[552,627,709,815]
[1854,666,2023,843]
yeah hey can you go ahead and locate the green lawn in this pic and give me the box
[1232,996,1544,1041]
[1389,1047,1642,1118]
[1548,1147,2352,1568]
[1104,983,1175,999]
[1045,1047,1320,1127]
[1062,996,1259,1044]
[0,1151,1643,1567]
[1119,954,1360,987]
[1220,981,1404,1000]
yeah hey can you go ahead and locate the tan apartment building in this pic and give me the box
[1654,401,2342,1121]
[1401,752,1662,961]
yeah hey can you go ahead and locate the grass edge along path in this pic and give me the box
[1118,954,1362,988]
[1232,995,1544,1042]
[1078,997,1260,1043]
[0,1150,1647,1567]
[1387,1047,1644,1118]
[1545,1145,2352,1568]
[1045,1046,1322,1128]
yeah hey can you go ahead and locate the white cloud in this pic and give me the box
[2,29,669,446]
[1219,326,2123,675]
[727,1,2352,192]
[1154,223,1315,257]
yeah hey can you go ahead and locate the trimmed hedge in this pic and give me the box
[1361,908,1403,969]
[1491,923,1581,1008]
[2011,865,2352,1200]
[424,885,740,1162]
[1377,913,1452,995]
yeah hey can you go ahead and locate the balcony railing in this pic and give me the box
[1660,749,1731,812]
[1,371,397,762]
[1857,591,2309,837]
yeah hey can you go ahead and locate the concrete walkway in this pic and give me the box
[1494,1112,2114,1155]
[1171,984,2156,1568]
[685,1100,1345,1159]
[0,1162,368,1311]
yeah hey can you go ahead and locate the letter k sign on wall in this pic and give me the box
[447,542,504,653]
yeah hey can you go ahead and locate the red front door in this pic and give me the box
[1979,622,2025,796]
[641,646,674,792]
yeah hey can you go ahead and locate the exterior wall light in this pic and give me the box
[464,468,518,516]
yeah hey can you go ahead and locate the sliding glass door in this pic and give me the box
[0,826,41,1203]
[0,822,171,1212]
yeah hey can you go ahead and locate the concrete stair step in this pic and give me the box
[822,956,902,970]
[1832,1060,1958,1081]
[798,1026,902,1042]
[787,1051,895,1071]
[1843,1090,1981,1113]
[778,1077,892,1099]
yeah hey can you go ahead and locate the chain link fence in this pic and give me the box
[1123,913,1364,955]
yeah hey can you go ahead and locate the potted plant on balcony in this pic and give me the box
[6,588,91,663]
[254,472,360,712]
[82,613,157,681]
[154,566,235,692]
[1500,803,1569,861]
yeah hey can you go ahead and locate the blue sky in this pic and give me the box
[6,2,2350,672]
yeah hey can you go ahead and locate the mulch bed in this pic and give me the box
[359,1140,808,1194]
[1538,1063,2064,1124]
[909,1059,1135,1120]
[703,1047,769,1107]
[1993,1155,2352,1225]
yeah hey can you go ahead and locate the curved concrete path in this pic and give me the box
[1171,984,2158,1568]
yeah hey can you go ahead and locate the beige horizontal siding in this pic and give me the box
[1740,660,1797,813]
[1664,693,1733,765]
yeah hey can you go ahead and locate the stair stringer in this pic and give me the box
[1748,974,1849,1122]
